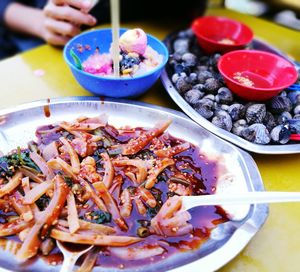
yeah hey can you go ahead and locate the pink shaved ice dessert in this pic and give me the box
[82,53,112,76]
[82,28,162,77]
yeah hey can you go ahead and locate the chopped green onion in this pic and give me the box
[70,49,82,70]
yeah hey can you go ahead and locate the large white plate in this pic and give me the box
[0,97,268,272]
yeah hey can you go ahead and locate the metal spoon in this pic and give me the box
[57,241,93,272]
[181,191,300,211]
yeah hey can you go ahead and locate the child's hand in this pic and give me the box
[42,0,97,45]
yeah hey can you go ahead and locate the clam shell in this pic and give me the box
[232,119,248,136]
[175,77,192,94]
[221,104,229,111]
[269,96,292,114]
[244,102,255,111]
[196,65,209,72]
[280,90,287,97]
[197,71,213,84]
[228,104,245,121]
[184,89,205,105]
[172,72,187,84]
[204,78,222,94]
[182,53,197,67]
[263,111,276,131]
[294,104,300,115]
[215,87,233,105]
[193,83,205,91]
[245,104,266,124]
[172,73,180,84]
[276,111,293,125]
[174,63,190,75]
[288,119,300,133]
[178,29,194,38]
[195,98,214,119]
[241,124,271,145]
[270,125,291,144]
[173,39,189,54]
[293,114,300,119]
[214,103,229,112]
[185,73,198,84]
[287,90,300,105]
[171,52,182,61]
[203,94,215,101]
[212,111,232,131]
[208,53,221,69]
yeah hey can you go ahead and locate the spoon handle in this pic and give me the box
[182,192,300,210]
[60,255,78,272]
[290,134,300,141]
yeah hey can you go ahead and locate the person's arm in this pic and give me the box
[4,3,45,39]
[3,0,97,46]
[0,0,13,25]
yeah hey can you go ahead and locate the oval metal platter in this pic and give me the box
[0,97,268,272]
[161,32,300,154]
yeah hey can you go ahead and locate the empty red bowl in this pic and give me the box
[191,16,254,54]
[218,50,298,101]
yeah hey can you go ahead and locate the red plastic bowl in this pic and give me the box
[191,16,254,54]
[218,50,298,101]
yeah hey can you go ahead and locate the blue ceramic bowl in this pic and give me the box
[63,28,169,98]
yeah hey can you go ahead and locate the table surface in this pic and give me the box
[1,7,300,272]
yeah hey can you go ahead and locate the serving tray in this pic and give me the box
[161,32,300,154]
[0,97,267,272]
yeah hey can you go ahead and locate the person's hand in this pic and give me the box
[42,0,97,45]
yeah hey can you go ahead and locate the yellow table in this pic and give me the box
[1,8,300,272]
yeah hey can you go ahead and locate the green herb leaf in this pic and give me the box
[0,150,40,177]
[157,172,168,183]
[134,149,154,160]
[94,128,115,148]
[0,156,13,177]
[88,210,112,224]
[127,186,137,196]
[36,194,50,211]
[63,176,73,188]
[70,49,82,70]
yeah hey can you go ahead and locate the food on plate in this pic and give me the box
[82,28,163,77]
[167,28,300,145]
[0,115,228,270]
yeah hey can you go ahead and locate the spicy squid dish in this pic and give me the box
[0,115,229,271]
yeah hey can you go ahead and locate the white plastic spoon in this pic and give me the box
[57,241,93,272]
[181,191,300,211]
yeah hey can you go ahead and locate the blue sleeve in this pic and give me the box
[0,1,15,25]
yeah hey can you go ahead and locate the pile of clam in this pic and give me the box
[168,29,300,145]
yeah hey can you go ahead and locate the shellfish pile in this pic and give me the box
[167,29,300,145]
